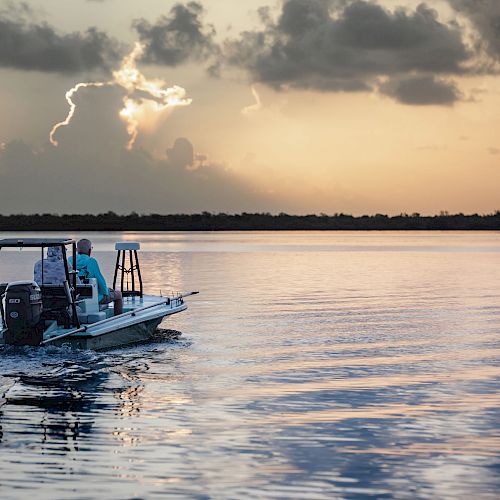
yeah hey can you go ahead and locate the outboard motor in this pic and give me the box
[4,281,43,346]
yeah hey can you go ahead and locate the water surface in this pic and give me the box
[0,231,499,499]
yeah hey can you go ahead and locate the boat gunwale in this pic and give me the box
[41,296,186,344]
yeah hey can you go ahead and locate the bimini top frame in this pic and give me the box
[0,238,75,248]
[0,238,80,328]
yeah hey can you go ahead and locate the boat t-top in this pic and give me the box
[0,238,198,350]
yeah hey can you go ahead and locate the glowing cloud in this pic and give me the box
[242,85,262,115]
[49,82,107,147]
[49,42,192,149]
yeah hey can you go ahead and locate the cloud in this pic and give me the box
[448,0,500,60]
[242,85,263,115]
[133,2,218,67]
[0,86,281,214]
[380,75,461,105]
[225,0,471,104]
[0,3,121,73]
[166,137,194,168]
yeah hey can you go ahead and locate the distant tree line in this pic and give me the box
[0,211,499,231]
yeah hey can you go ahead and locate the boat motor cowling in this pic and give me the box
[4,281,43,346]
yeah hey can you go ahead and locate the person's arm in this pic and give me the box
[88,258,109,297]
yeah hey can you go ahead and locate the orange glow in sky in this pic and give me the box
[50,42,192,150]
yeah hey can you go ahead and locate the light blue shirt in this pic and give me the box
[68,253,109,301]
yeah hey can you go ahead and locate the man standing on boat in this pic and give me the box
[69,239,123,316]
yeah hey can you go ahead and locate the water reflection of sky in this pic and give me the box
[0,231,499,498]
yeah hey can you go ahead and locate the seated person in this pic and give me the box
[34,246,66,285]
[68,239,123,316]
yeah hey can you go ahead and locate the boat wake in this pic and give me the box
[149,327,183,343]
[0,330,187,414]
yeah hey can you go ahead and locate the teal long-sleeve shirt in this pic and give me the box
[68,254,109,301]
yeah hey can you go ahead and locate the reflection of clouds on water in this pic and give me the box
[110,341,195,448]
[0,232,499,498]
[141,252,185,296]
[418,460,498,499]
[0,341,196,494]
[214,365,500,401]
[338,434,500,459]
[0,346,107,454]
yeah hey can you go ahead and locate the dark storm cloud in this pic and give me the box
[448,0,500,60]
[0,86,280,214]
[0,5,121,73]
[133,2,218,66]
[380,75,461,105]
[225,0,471,104]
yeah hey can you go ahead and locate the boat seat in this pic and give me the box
[77,284,94,298]
[42,281,109,320]
[77,311,107,324]
[41,284,71,304]
[73,278,111,314]
[40,285,73,327]
[41,284,93,297]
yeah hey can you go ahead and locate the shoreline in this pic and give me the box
[0,212,499,231]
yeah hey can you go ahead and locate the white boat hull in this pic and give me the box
[1,294,189,351]
[52,317,163,350]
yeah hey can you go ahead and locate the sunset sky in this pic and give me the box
[0,0,499,214]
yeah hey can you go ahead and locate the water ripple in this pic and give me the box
[0,231,499,499]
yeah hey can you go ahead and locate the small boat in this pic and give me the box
[0,238,198,350]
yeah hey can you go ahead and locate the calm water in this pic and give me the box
[0,231,499,499]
